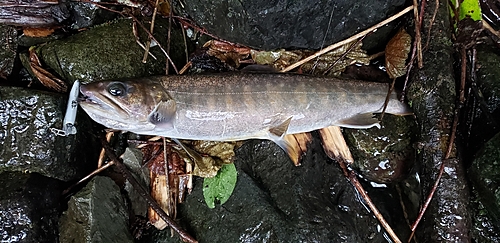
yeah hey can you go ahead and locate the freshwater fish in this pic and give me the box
[79,73,411,156]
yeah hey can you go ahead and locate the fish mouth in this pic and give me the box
[78,86,130,119]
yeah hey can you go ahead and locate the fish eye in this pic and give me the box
[107,82,127,96]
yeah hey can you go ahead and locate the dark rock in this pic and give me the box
[344,115,416,183]
[0,24,17,79]
[122,147,149,217]
[37,18,193,84]
[0,86,97,181]
[469,131,500,241]
[407,0,471,241]
[59,176,134,243]
[462,43,500,160]
[67,1,118,30]
[180,0,406,50]
[0,172,62,243]
[142,138,408,242]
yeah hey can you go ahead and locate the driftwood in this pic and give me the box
[0,0,68,27]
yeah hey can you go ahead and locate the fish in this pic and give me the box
[79,72,412,157]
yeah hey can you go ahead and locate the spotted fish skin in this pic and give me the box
[79,73,411,142]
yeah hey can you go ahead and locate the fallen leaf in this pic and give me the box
[203,163,237,209]
[385,29,411,79]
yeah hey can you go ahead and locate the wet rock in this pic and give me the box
[0,86,97,181]
[122,147,149,217]
[0,172,62,243]
[37,18,193,84]
[462,43,500,159]
[59,176,134,243]
[407,0,471,241]
[180,0,406,50]
[344,115,416,183]
[67,1,118,30]
[0,25,17,79]
[468,131,500,241]
[141,138,408,242]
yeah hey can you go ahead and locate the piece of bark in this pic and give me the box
[0,0,68,27]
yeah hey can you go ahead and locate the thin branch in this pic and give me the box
[483,20,500,40]
[337,157,402,243]
[412,0,423,68]
[89,1,179,74]
[281,5,414,72]
[141,0,160,63]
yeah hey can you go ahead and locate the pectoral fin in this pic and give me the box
[148,99,176,129]
[337,113,381,129]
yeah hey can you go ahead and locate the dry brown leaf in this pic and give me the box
[23,27,55,37]
[251,42,369,76]
[204,40,252,68]
[29,48,67,92]
[385,29,412,79]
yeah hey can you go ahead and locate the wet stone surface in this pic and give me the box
[67,1,118,30]
[469,131,500,241]
[0,172,62,243]
[140,138,408,242]
[344,115,416,183]
[0,86,97,181]
[462,43,500,159]
[180,0,406,50]
[37,18,192,84]
[59,176,134,243]
[0,24,17,79]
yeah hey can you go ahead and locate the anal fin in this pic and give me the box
[268,117,293,137]
[337,113,381,129]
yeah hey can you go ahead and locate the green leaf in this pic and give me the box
[459,0,482,21]
[203,163,237,208]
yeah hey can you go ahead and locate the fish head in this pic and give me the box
[79,80,176,133]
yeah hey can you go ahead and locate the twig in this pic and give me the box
[281,5,414,72]
[337,157,402,243]
[98,131,114,168]
[380,77,397,120]
[321,127,401,242]
[423,0,438,51]
[483,20,500,40]
[412,0,423,68]
[322,36,366,75]
[90,2,179,74]
[166,0,173,74]
[132,22,158,60]
[142,0,160,63]
[62,160,115,196]
[99,133,197,243]
[179,61,192,75]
